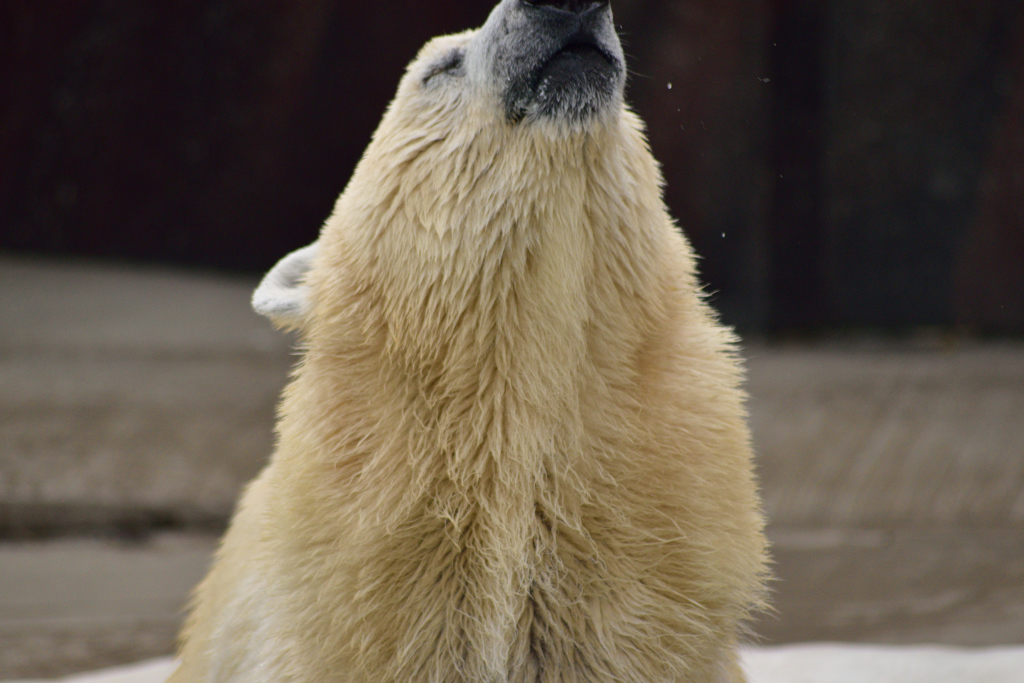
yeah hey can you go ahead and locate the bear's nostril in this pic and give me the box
[522,0,609,15]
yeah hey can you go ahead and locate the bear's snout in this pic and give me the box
[520,0,610,16]
[483,0,624,123]
[518,0,613,50]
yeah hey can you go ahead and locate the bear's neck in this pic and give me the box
[379,134,594,482]
[276,115,671,674]
[293,112,666,510]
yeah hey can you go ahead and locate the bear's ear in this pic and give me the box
[252,242,319,330]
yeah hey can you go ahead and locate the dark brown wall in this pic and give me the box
[1,1,493,271]
[956,6,1024,332]
[2,1,1022,333]
[822,0,1021,330]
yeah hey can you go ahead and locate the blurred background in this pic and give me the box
[1,0,1022,678]
[4,0,1023,333]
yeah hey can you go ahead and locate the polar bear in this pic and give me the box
[172,1,768,681]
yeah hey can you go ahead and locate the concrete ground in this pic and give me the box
[1,255,1022,678]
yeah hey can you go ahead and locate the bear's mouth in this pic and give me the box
[533,39,617,90]
[520,37,619,120]
[538,40,615,80]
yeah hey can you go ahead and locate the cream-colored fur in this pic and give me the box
[173,10,768,683]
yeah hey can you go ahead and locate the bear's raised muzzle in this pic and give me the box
[520,0,610,16]
[484,0,624,122]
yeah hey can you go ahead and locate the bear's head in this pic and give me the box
[254,0,629,329]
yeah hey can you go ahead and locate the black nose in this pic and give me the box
[521,0,609,14]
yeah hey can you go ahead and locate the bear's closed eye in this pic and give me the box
[423,49,465,84]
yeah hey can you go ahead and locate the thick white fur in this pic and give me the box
[174,20,768,683]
